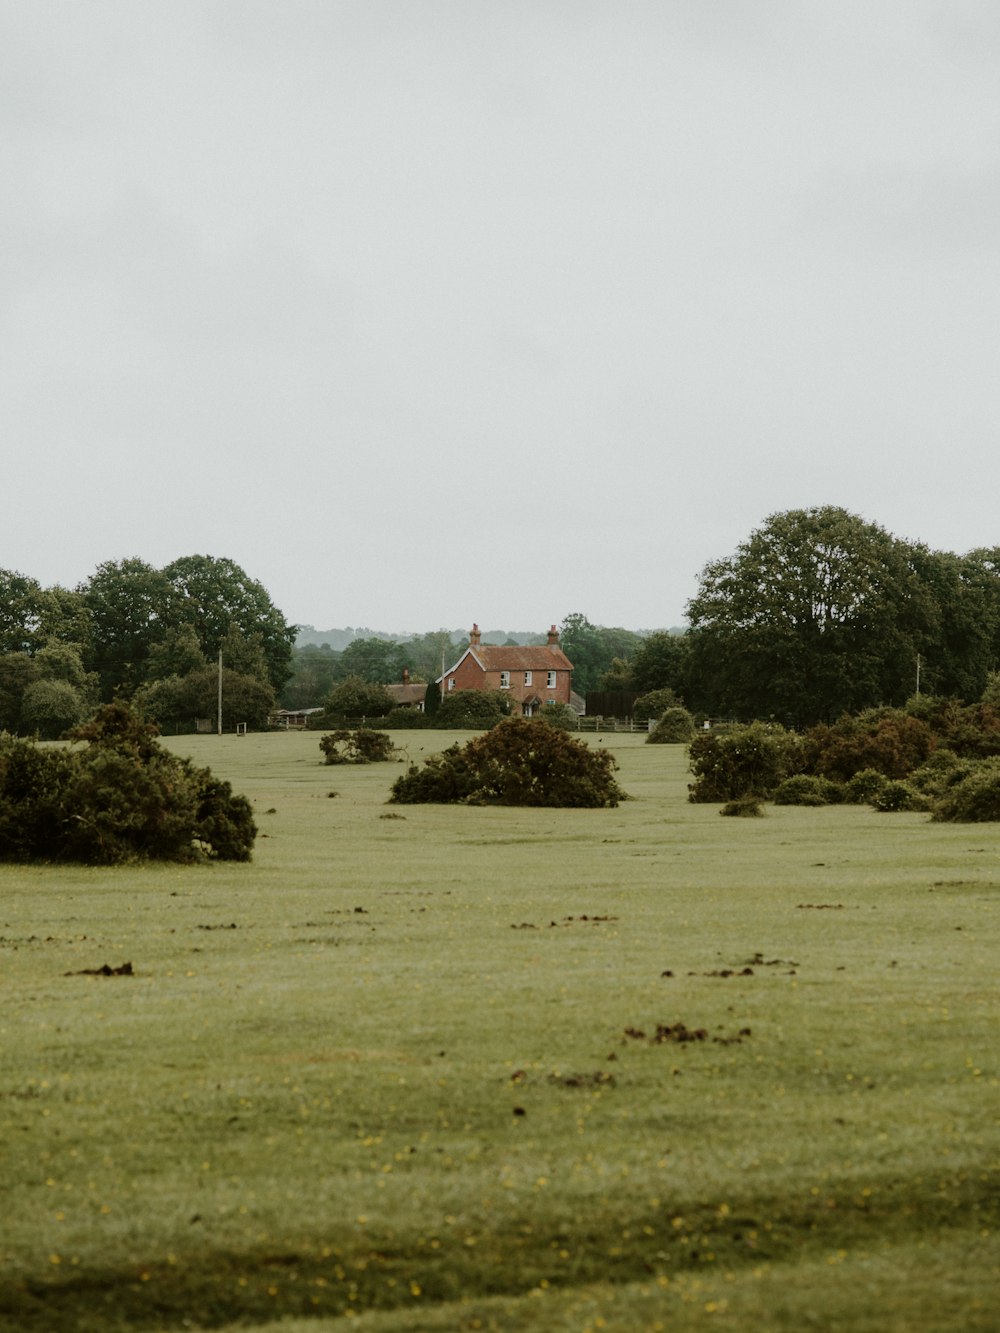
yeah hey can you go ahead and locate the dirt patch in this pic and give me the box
[65,962,134,977]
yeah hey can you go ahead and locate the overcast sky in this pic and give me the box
[3,2,998,634]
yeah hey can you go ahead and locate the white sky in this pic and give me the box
[3,1,998,633]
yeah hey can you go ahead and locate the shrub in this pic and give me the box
[647,706,695,744]
[389,718,624,808]
[871,780,927,813]
[773,774,839,806]
[633,688,681,723]
[433,689,512,730]
[720,795,764,817]
[688,722,800,803]
[0,701,255,864]
[19,679,89,739]
[802,710,936,781]
[931,757,1000,822]
[378,708,429,729]
[907,750,976,801]
[842,768,888,805]
[319,729,397,765]
[534,702,579,731]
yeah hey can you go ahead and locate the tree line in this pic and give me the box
[4,507,1000,738]
[0,555,294,737]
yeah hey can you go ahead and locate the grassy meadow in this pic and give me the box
[1,730,998,1332]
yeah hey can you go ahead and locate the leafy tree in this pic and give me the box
[325,676,394,719]
[559,614,642,695]
[0,569,51,655]
[20,679,89,739]
[162,554,295,692]
[687,507,932,725]
[423,678,441,718]
[629,632,691,698]
[389,718,625,807]
[434,689,512,729]
[144,625,208,682]
[338,636,411,684]
[0,654,39,734]
[135,666,275,731]
[633,687,682,722]
[82,558,176,700]
[401,630,461,682]
[280,643,342,710]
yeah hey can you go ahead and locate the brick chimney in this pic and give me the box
[547,623,559,646]
[402,667,410,684]
[469,623,481,646]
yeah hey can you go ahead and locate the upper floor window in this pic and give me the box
[547,670,557,688]
[500,670,510,689]
[524,671,533,686]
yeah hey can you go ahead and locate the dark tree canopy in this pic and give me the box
[686,507,934,725]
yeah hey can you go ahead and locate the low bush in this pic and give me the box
[871,780,927,813]
[931,757,1000,822]
[688,722,800,803]
[841,768,888,805]
[803,709,936,781]
[533,702,579,731]
[319,729,397,765]
[633,688,682,723]
[378,709,429,730]
[773,774,840,806]
[720,795,765,817]
[389,718,624,807]
[647,706,695,744]
[0,701,256,864]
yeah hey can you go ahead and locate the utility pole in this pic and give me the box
[217,647,223,735]
[915,653,921,696]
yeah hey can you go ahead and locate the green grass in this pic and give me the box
[1,731,998,1332]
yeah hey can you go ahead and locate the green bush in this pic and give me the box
[931,757,1000,822]
[378,708,429,730]
[433,689,512,730]
[647,706,695,744]
[720,795,765,817]
[773,774,840,806]
[389,718,624,808]
[19,679,89,739]
[871,780,927,813]
[319,729,397,765]
[324,676,395,720]
[0,701,255,864]
[633,688,681,723]
[534,702,579,731]
[842,768,888,804]
[688,722,800,803]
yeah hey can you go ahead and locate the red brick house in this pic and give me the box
[437,624,574,716]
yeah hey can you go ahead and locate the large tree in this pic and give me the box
[337,635,411,684]
[81,558,176,701]
[162,555,295,692]
[686,507,934,725]
[558,613,642,696]
[0,570,50,655]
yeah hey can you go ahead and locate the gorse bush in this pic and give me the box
[647,706,695,744]
[319,729,397,765]
[389,718,624,808]
[931,757,1000,822]
[688,722,800,802]
[802,709,936,781]
[773,774,841,806]
[0,701,256,864]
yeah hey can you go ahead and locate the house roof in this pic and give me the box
[386,682,427,705]
[438,644,573,682]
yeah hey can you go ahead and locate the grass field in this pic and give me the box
[1,730,998,1332]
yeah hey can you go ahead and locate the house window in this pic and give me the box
[524,671,532,686]
[500,670,510,689]
[547,670,557,689]
[448,677,456,691]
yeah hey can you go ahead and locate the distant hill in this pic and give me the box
[294,627,551,650]
[295,625,687,649]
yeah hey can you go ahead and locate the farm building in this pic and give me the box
[386,669,427,711]
[437,624,574,716]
